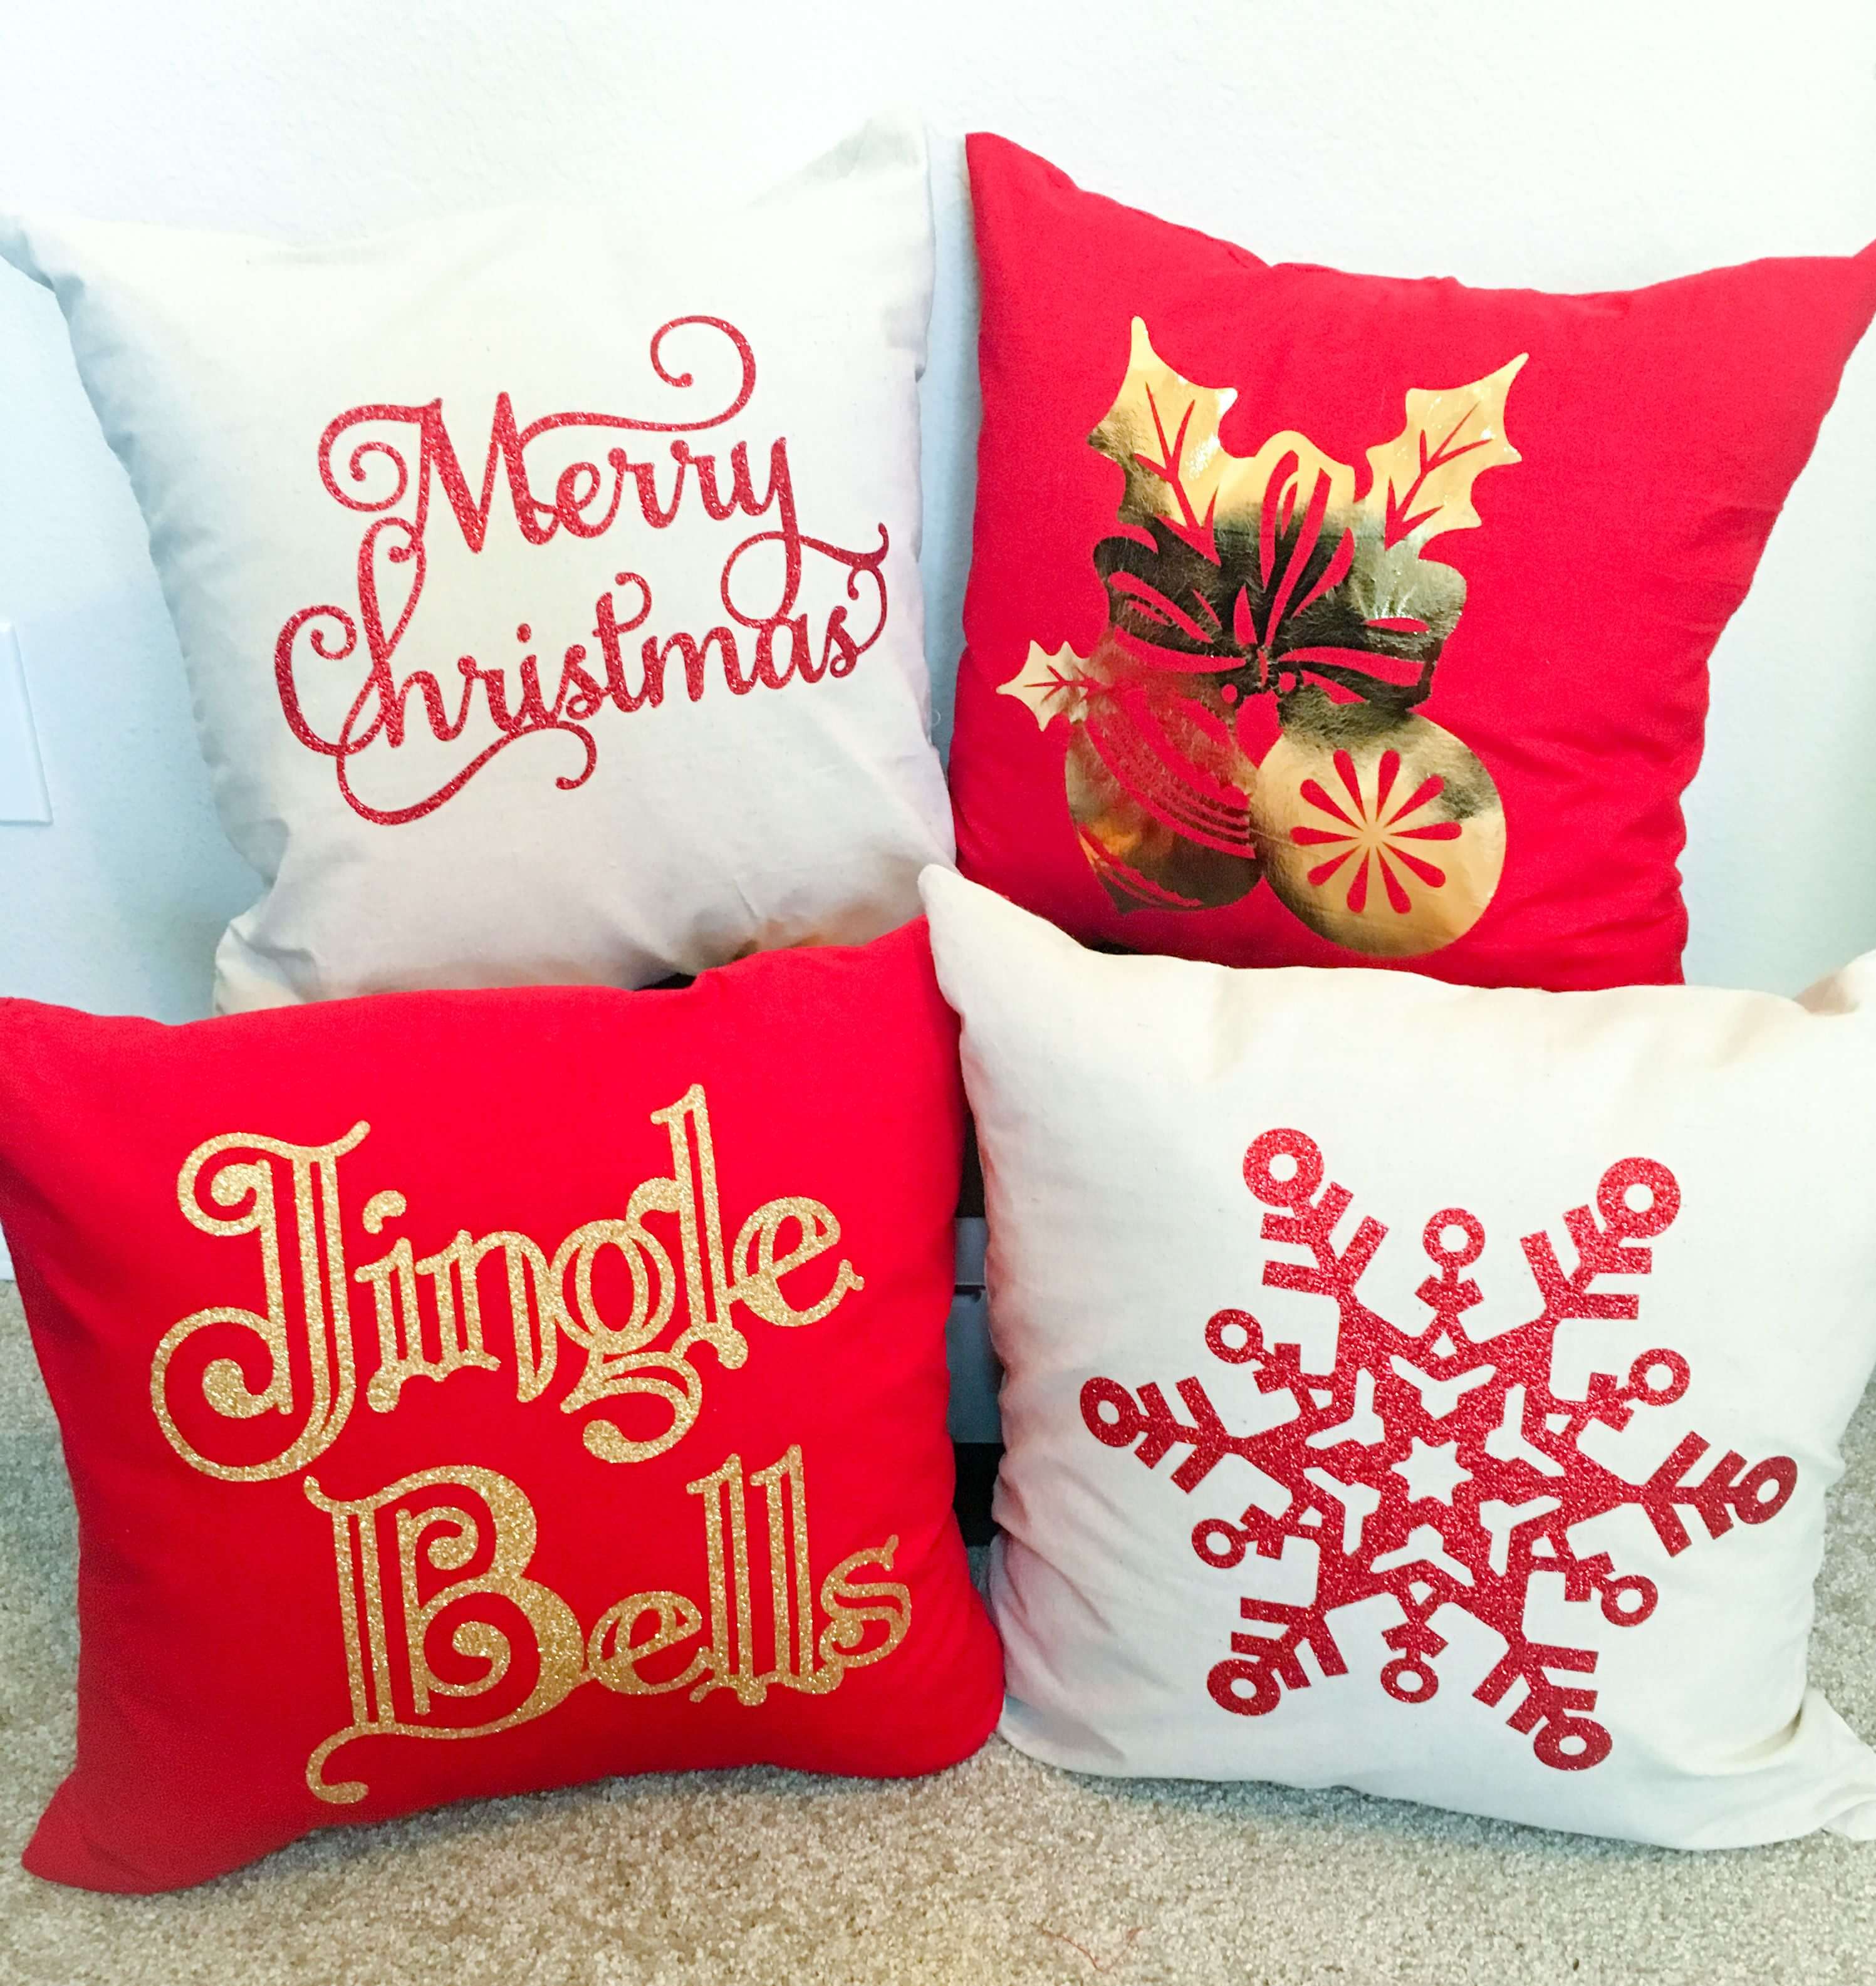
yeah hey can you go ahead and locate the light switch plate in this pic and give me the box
[0,623,51,824]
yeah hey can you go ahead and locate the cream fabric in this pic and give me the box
[1,122,950,1009]
[924,866,1876,1848]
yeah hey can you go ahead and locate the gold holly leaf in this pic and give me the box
[1362,355,1527,549]
[998,641,1103,730]
[1088,319,1239,534]
[1092,320,1362,542]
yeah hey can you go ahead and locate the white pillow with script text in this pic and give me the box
[1,120,950,1008]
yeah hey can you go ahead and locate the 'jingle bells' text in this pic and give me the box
[304,1443,909,1803]
[152,1083,860,1480]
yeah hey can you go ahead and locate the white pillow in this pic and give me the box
[1,122,951,1011]
[921,866,1876,1848]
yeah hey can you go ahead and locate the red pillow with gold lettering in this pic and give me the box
[951,134,1876,988]
[0,921,999,1893]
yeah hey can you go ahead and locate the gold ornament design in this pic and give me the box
[1258,691,1505,956]
[1009,319,1524,957]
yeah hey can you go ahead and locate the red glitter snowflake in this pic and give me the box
[1080,1130,1797,1770]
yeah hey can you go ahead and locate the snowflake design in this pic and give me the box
[1289,746,1462,918]
[1080,1130,1797,1770]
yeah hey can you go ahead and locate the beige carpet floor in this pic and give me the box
[6,1285,1876,1986]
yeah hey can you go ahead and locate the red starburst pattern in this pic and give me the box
[1290,747,1462,917]
[1080,1130,1796,1771]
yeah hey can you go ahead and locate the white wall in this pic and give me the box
[1,0,1873,1027]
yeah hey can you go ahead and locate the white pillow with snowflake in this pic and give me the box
[921,866,1876,1848]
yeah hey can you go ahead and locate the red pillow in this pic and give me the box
[950,134,1876,989]
[0,922,1000,1893]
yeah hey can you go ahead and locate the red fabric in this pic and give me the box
[0,922,999,1893]
[951,134,1876,989]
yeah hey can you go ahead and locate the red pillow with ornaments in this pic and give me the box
[950,134,1876,988]
[0,922,1000,1893]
